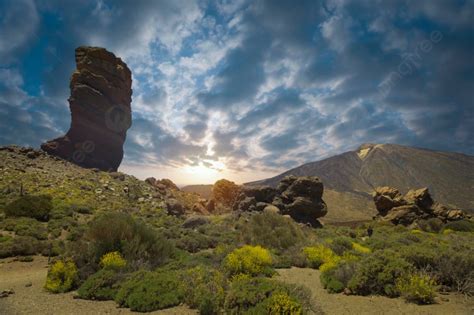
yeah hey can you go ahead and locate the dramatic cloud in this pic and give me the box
[0,0,472,184]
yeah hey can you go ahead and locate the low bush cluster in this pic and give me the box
[100,251,127,270]
[115,270,184,312]
[224,276,310,314]
[77,269,124,300]
[223,245,273,277]
[4,195,53,221]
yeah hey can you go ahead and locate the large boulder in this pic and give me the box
[373,186,469,225]
[234,176,327,227]
[276,176,327,226]
[41,47,132,171]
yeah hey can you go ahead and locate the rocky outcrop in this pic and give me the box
[145,177,180,192]
[373,186,469,225]
[41,46,132,172]
[234,175,327,227]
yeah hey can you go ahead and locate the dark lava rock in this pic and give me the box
[41,46,132,172]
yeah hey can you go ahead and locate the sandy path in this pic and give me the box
[277,267,474,315]
[0,256,197,315]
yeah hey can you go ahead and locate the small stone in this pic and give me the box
[25,282,32,287]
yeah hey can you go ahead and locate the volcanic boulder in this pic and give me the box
[41,46,132,171]
[373,186,469,225]
[234,175,327,227]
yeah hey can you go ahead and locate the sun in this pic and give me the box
[182,160,226,184]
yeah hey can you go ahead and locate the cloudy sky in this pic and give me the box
[1,0,473,185]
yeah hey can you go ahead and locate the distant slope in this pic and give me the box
[181,184,213,199]
[250,144,474,221]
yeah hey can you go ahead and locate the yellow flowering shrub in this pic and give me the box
[396,273,437,304]
[303,244,336,269]
[352,242,371,254]
[44,259,78,293]
[223,245,273,276]
[442,228,454,235]
[100,251,127,269]
[266,292,303,315]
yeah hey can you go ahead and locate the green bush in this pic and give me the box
[443,220,474,232]
[115,270,184,312]
[0,236,45,258]
[77,269,124,300]
[326,237,353,256]
[182,266,227,314]
[2,217,48,240]
[320,260,358,293]
[417,218,444,233]
[348,250,412,297]
[396,273,437,304]
[224,276,311,314]
[237,212,308,253]
[399,242,439,270]
[73,212,174,274]
[223,245,273,277]
[5,195,53,221]
[44,259,78,293]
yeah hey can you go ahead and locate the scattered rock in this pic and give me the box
[145,177,180,191]
[25,282,32,287]
[41,46,132,172]
[192,203,209,215]
[0,289,14,298]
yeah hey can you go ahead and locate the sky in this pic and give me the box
[0,0,473,185]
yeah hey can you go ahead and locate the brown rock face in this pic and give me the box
[41,47,132,171]
[373,186,469,226]
[234,175,327,227]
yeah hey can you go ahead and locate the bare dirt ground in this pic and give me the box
[276,267,474,315]
[0,256,197,315]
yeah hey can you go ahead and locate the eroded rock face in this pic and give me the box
[41,46,132,171]
[373,186,469,226]
[234,176,327,227]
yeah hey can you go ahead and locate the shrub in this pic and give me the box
[223,245,273,277]
[44,259,78,293]
[435,249,474,295]
[417,218,444,233]
[399,243,439,270]
[443,220,474,232]
[182,266,227,314]
[77,269,124,300]
[262,292,303,315]
[396,273,437,304]
[303,244,337,269]
[115,270,184,312]
[327,237,353,256]
[238,212,308,253]
[348,250,412,297]
[352,242,371,254]
[224,277,310,314]
[73,212,174,274]
[2,217,48,240]
[0,236,45,258]
[100,251,126,270]
[212,179,240,207]
[5,195,53,221]
[320,255,359,293]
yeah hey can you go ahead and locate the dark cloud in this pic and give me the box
[0,0,472,181]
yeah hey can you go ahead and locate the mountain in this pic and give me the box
[249,143,474,222]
